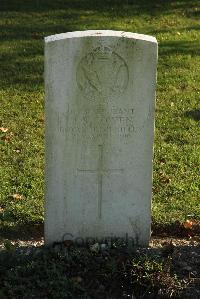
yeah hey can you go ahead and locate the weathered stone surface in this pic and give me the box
[45,30,157,246]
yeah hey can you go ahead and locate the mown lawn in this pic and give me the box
[0,0,199,233]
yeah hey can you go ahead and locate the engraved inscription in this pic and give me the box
[68,108,135,142]
[76,46,129,99]
[53,106,135,142]
[77,145,123,218]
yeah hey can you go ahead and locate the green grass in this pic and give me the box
[0,0,200,232]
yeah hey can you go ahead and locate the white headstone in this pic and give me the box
[45,30,157,246]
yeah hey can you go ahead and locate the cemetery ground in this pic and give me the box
[0,0,199,298]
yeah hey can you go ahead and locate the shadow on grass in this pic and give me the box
[159,40,200,56]
[1,0,199,91]
[149,24,200,36]
[1,0,199,15]
[1,38,198,91]
[0,233,199,298]
[185,109,200,121]
[1,220,200,242]
[1,244,199,299]
[1,0,199,41]
[0,223,43,241]
[152,221,200,237]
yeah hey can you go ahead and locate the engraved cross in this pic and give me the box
[77,145,123,219]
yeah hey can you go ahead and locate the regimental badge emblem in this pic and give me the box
[76,46,129,99]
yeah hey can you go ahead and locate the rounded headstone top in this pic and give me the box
[45,30,157,44]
